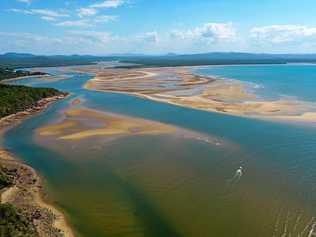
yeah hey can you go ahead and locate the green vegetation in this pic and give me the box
[0,59,67,237]
[0,84,66,118]
[0,166,13,190]
[0,53,115,68]
[1,52,316,69]
[119,53,289,67]
[116,52,316,67]
[0,83,65,236]
[0,166,36,237]
[0,68,45,81]
[0,203,37,237]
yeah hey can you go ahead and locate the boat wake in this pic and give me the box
[227,166,243,186]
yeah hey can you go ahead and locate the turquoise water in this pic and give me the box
[4,65,316,236]
[197,64,316,101]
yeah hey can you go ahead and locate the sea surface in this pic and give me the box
[197,64,316,101]
[3,64,316,237]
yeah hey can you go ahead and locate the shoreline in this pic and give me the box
[0,150,74,237]
[0,94,75,237]
[1,74,72,83]
[83,66,316,125]
[86,85,316,126]
[0,95,67,130]
[1,74,50,83]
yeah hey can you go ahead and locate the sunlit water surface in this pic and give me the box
[4,65,316,237]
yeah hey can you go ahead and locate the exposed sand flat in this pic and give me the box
[92,70,157,82]
[83,66,316,123]
[38,121,79,136]
[202,80,255,101]
[38,108,179,141]
[70,98,82,106]
[40,75,72,82]
[84,67,214,95]
[269,112,316,123]
[37,107,225,148]
[1,74,71,83]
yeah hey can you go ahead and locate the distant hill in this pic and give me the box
[0,53,116,68]
[2,52,36,58]
[1,52,316,68]
[120,52,316,67]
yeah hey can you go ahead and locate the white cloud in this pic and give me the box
[40,16,57,22]
[76,0,126,18]
[250,25,316,43]
[16,0,32,4]
[10,8,69,22]
[10,6,117,27]
[30,9,69,18]
[11,0,125,28]
[171,23,236,43]
[0,27,243,55]
[77,8,98,18]
[56,15,117,27]
[69,31,112,44]
[0,32,63,54]
[0,31,116,55]
[90,0,125,9]
[136,32,158,43]
[56,20,91,27]
[94,15,117,23]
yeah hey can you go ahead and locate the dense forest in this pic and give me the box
[0,68,46,81]
[0,84,66,118]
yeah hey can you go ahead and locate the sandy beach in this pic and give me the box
[82,66,316,123]
[0,94,75,237]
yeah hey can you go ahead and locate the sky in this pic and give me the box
[1,0,316,55]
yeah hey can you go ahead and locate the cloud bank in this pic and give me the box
[251,25,316,43]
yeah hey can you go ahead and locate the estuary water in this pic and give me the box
[197,64,316,101]
[3,64,316,237]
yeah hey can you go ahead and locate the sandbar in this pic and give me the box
[37,106,225,148]
[82,66,316,123]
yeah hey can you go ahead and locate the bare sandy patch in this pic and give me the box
[37,106,226,148]
[82,66,316,123]
[37,108,177,141]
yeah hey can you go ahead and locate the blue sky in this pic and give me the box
[1,0,316,55]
